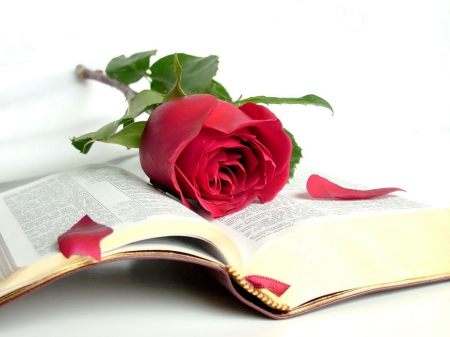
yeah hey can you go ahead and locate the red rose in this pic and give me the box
[139,94,292,217]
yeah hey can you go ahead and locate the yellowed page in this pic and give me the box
[243,208,450,308]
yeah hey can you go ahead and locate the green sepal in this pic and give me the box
[71,90,163,154]
[284,128,303,180]
[106,50,157,84]
[150,53,231,101]
[234,94,333,114]
[162,53,187,103]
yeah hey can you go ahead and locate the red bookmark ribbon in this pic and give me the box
[244,275,291,297]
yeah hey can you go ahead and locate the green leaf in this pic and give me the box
[150,53,220,96]
[205,79,233,102]
[235,94,333,114]
[71,89,163,154]
[284,128,302,180]
[106,50,157,84]
[71,118,147,154]
[162,53,187,103]
[103,121,147,148]
[128,89,164,117]
[71,120,121,154]
[71,136,95,154]
[72,90,163,154]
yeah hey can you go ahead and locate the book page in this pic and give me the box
[207,168,450,308]
[108,236,227,265]
[0,165,208,268]
[246,207,450,308]
[210,168,428,263]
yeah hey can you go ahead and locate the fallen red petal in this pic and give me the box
[306,174,405,200]
[58,215,113,261]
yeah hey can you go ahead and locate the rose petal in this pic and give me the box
[244,275,291,297]
[140,95,218,191]
[58,215,113,261]
[238,102,279,122]
[202,100,254,133]
[238,103,292,202]
[306,174,405,199]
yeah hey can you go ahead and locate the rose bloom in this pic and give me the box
[139,94,292,217]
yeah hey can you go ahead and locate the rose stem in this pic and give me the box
[75,65,137,99]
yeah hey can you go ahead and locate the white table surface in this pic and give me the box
[1,0,450,335]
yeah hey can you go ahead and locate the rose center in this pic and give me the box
[206,148,244,195]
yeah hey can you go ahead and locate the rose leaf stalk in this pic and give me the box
[76,64,137,100]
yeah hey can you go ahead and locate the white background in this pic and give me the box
[1,0,450,336]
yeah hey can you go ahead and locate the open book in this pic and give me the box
[1,164,449,319]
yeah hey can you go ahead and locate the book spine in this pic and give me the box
[225,265,289,312]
